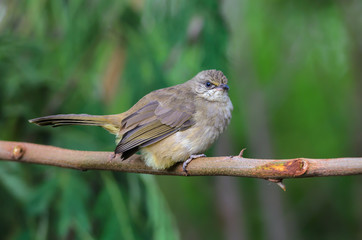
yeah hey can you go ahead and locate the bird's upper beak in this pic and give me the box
[217,83,229,91]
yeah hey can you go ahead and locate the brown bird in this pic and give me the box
[29,70,233,171]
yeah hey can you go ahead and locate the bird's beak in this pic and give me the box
[217,84,229,91]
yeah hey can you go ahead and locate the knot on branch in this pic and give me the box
[257,159,309,178]
[12,145,26,160]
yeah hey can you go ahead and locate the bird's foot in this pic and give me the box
[183,154,206,175]
[109,152,120,163]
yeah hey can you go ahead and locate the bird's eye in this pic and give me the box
[205,81,212,88]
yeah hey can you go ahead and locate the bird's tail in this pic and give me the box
[29,114,122,134]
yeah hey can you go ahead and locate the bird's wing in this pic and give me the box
[115,100,195,159]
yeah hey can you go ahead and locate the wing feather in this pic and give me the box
[115,100,195,158]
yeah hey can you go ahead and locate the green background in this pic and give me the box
[1,0,361,239]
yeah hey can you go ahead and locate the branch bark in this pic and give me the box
[0,140,361,179]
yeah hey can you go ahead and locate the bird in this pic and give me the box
[29,70,233,172]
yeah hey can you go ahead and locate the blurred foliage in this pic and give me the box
[0,0,361,240]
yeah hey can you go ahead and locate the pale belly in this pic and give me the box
[141,125,221,169]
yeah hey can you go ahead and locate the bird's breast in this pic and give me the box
[178,97,233,153]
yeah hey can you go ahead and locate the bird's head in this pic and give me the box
[189,70,230,102]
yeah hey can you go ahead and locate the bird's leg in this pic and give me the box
[183,154,206,175]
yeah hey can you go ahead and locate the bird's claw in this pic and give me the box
[109,153,120,163]
[183,154,206,175]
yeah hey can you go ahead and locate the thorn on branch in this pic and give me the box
[238,148,246,158]
[267,178,286,191]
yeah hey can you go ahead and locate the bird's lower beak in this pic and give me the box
[217,84,229,91]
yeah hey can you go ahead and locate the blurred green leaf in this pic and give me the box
[101,172,135,240]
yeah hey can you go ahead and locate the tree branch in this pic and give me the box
[1,140,361,180]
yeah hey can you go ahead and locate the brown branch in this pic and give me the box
[1,140,361,179]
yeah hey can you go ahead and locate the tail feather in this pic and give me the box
[29,114,106,126]
[29,114,121,134]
